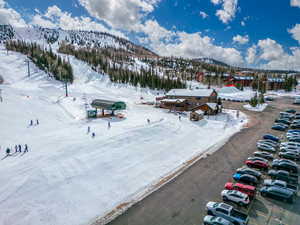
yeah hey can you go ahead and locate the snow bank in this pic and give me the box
[0,48,248,225]
[243,103,268,112]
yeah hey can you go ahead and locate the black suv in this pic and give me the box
[272,160,299,173]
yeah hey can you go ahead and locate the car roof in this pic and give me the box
[234,183,256,190]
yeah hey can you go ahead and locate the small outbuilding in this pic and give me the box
[190,109,204,121]
[193,103,219,115]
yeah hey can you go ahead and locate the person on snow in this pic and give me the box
[108,122,111,129]
[36,119,39,125]
[147,119,150,124]
[30,120,33,126]
[18,144,22,152]
[92,132,95,138]
[24,144,28,153]
[6,148,10,155]
[87,126,91,134]
[15,145,18,153]
[179,115,181,121]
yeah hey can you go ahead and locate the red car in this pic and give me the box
[224,182,256,199]
[245,160,269,170]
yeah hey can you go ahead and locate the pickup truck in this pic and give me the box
[206,201,249,225]
[268,170,299,184]
[263,179,298,195]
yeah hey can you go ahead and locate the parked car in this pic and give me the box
[268,170,298,184]
[280,141,300,148]
[287,129,300,134]
[274,122,289,128]
[263,134,280,142]
[253,151,274,160]
[247,156,268,163]
[288,137,300,143]
[264,96,274,101]
[272,159,299,173]
[233,173,258,185]
[224,182,256,199]
[221,190,250,206]
[206,202,249,225]
[263,179,298,195]
[203,215,234,225]
[257,141,278,148]
[286,109,296,114]
[257,144,276,153]
[291,124,300,129]
[245,160,269,171]
[236,166,262,179]
[293,98,300,104]
[279,151,300,161]
[274,119,291,125]
[272,124,287,131]
[260,186,294,203]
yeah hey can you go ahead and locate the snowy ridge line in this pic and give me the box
[89,118,248,225]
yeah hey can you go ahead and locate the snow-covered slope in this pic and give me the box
[0,46,247,225]
[0,25,157,58]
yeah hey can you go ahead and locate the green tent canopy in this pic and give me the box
[91,99,126,110]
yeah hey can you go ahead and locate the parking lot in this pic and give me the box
[107,97,299,225]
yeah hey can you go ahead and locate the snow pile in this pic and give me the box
[243,103,268,112]
[218,86,255,101]
[0,47,248,225]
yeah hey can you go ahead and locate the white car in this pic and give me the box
[280,142,300,148]
[221,190,250,206]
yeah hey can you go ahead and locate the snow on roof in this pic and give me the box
[194,109,204,114]
[160,99,185,103]
[206,103,217,109]
[166,89,215,97]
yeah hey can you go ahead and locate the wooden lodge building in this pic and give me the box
[158,89,220,114]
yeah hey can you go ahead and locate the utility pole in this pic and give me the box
[26,59,30,77]
[65,80,68,97]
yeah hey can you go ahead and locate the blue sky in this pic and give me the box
[1,0,300,70]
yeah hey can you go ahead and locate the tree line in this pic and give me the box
[5,40,74,83]
[58,43,186,90]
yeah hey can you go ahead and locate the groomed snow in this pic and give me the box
[243,103,268,112]
[0,47,247,225]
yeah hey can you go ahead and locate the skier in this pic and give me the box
[15,145,18,153]
[92,132,95,138]
[18,144,22,152]
[147,119,150,124]
[108,121,111,129]
[36,119,39,125]
[179,115,181,121]
[87,126,91,134]
[30,120,33,126]
[24,144,28,153]
[6,148,10,155]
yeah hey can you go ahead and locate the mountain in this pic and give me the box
[0,25,158,58]
[193,57,230,67]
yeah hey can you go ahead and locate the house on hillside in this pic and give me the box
[159,88,218,112]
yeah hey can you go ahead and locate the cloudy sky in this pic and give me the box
[1,0,300,71]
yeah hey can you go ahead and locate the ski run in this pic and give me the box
[0,46,247,225]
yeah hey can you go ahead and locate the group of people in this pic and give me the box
[87,121,112,138]
[30,119,39,126]
[5,144,29,155]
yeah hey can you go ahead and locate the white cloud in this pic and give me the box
[31,5,126,38]
[253,38,300,71]
[211,0,238,24]
[246,45,257,64]
[291,0,300,7]
[138,20,243,65]
[257,38,284,61]
[233,34,249,44]
[79,0,160,30]
[0,0,26,27]
[199,11,208,19]
[288,24,300,44]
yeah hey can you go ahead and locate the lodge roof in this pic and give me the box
[166,89,216,97]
